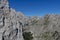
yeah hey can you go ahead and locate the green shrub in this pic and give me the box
[23,32,33,40]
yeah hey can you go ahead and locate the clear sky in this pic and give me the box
[8,0,60,17]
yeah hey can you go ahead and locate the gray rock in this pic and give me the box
[0,0,60,40]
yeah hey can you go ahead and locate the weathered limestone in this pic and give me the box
[0,0,60,40]
[26,14,60,40]
[0,0,24,40]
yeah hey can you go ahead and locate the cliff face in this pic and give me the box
[0,0,24,40]
[0,0,60,40]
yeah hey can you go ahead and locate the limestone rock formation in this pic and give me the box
[27,14,60,40]
[0,0,24,40]
[0,0,60,40]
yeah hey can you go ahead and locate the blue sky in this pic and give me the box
[8,0,60,16]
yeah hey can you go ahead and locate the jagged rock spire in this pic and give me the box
[0,0,9,15]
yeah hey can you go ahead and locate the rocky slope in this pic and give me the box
[0,0,60,40]
[26,14,60,40]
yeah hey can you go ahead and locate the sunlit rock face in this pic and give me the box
[0,0,24,40]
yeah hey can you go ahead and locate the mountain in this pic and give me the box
[0,0,60,40]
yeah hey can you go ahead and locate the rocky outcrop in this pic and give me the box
[26,14,60,40]
[0,0,24,40]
